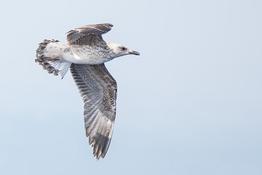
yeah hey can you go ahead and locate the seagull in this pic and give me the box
[35,23,140,159]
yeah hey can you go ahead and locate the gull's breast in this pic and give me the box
[63,46,112,64]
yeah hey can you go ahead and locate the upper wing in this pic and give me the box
[67,23,113,46]
[70,63,117,159]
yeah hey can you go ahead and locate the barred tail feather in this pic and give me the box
[35,39,71,78]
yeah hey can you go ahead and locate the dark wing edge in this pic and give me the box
[67,23,113,46]
[70,63,117,159]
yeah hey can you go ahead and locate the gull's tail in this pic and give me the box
[35,39,71,78]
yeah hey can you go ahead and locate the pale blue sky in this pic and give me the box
[0,0,261,174]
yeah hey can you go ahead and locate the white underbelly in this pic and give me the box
[62,48,111,64]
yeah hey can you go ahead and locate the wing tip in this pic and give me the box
[90,133,112,159]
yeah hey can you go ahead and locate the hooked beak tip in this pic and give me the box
[129,50,140,56]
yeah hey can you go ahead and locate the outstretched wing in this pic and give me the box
[67,23,113,47]
[70,63,117,159]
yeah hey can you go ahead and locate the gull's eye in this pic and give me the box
[120,46,127,51]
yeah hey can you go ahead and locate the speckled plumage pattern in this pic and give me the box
[70,64,117,159]
[65,45,115,64]
[67,23,113,47]
[35,23,139,159]
[35,39,61,76]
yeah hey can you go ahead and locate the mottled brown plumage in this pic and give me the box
[67,23,113,48]
[35,23,139,159]
[70,64,117,158]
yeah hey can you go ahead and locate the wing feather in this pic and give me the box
[70,63,117,159]
[67,23,113,46]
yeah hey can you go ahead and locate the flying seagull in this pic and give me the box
[35,23,140,159]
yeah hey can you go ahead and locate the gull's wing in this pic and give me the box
[67,23,113,47]
[70,63,117,159]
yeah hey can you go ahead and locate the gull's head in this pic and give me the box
[108,43,140,58]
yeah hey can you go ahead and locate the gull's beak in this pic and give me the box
[129,50,140,55]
